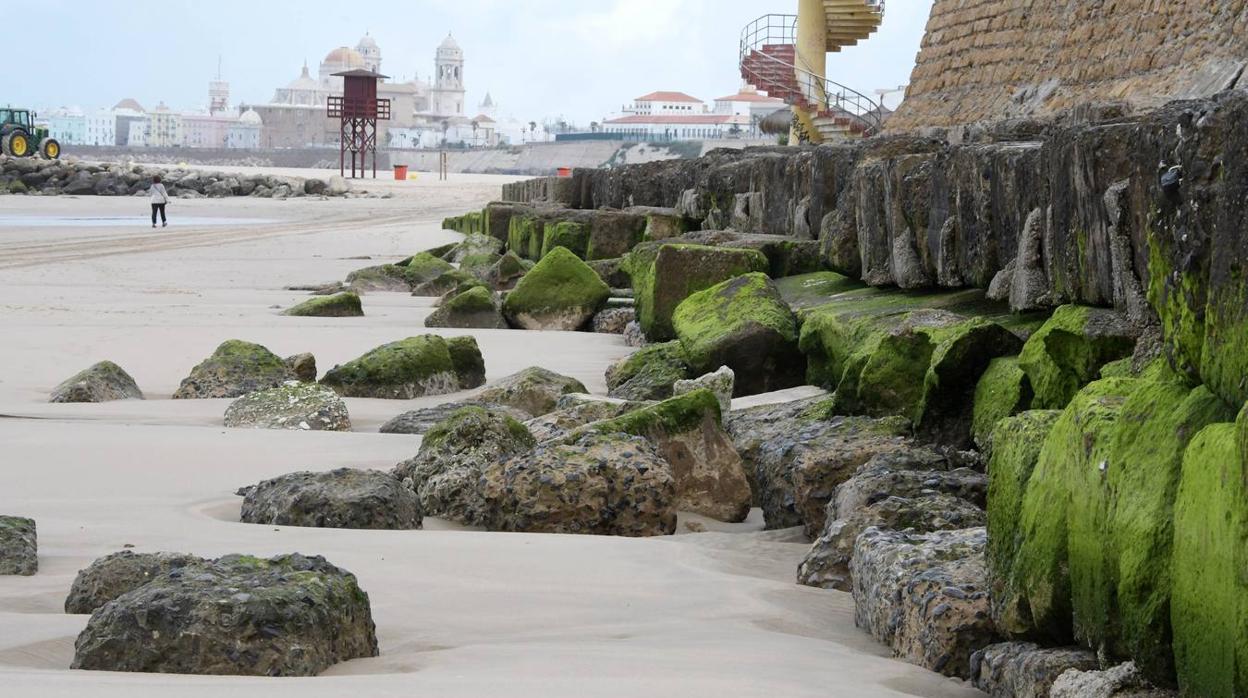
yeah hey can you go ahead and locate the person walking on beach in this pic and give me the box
[149,176,169,228]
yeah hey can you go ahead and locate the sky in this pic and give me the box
[5,0,933,125]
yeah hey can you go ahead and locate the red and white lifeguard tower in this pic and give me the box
[327,69,391,178]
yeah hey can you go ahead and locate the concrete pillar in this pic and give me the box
[792,0,827,142]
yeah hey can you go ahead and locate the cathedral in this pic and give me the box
[254,33,471,148]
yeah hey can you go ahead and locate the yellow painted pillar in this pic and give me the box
[792,0,827,143]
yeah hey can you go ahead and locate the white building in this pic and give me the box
[603,91,734,141]
[226,109,263,149]
[712,86,787,135]
[45,107,86,145]
[83,109,117,146]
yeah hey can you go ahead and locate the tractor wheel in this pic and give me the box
[39,138,61,160]
[2,130,31,157]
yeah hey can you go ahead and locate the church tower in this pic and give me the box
[432,33,465,116]
[356,33,382,74]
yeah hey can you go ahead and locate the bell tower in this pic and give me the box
[433,33,465,116]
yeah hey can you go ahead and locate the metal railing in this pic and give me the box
[738,11,886,137]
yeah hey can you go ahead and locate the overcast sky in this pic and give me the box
[9,0,933,124]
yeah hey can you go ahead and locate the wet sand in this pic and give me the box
[0,173,983,697]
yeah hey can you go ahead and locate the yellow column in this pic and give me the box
[792,0,827,143]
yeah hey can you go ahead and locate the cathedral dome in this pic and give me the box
[287,64,320,90]
[357,33,378,50]
[323,46,365,68]
[239,108,263,125]
[113,98,145,113]
[438,33,461,51]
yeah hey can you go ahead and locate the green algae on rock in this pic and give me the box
[1018,305,1138,410]
[501,246,609,331]
[70,553,379,676]
[393,405,536,526]
[541,221,589,259]
[802,306,1020,445]
[1171,420,1246,698]
[444,232,503,263]
[482,432,677,537]
[985,409,1062,637]
[605,340,694,401]
[321,335,476,399]
[474,366,588,417]
[1105,380,1235,681]
[580,389,750,523]
[282,291,363,318]
[774,271,864,311]
[445,335,487,390]
[50,360,144,403]
[240,468,420,530]
[424,286,507,329]
[671,272,802,396]
[971,356,1033,452]
[1008,377,1137,645]
[627,243,769,342]
[173,340,295,399]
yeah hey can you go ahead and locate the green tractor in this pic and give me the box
[0,108,60,159]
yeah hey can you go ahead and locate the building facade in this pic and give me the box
[260,33,476,149]
[603,91,736,141]
[45,107,86,145]
[147,103,184,147]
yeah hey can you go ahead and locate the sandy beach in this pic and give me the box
[0,173,982,697]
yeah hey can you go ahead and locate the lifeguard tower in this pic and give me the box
[327,69,391,178]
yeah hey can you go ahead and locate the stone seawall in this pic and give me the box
[446,90,1248,690]
[887,0,1248,131]
[566,89,1248,408]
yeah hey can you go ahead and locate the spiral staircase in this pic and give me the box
[740,0,886,142]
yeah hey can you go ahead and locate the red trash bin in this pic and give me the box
[393,165,409,180]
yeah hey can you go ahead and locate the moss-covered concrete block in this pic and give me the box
[605,341,693,401]
[987,410,1063,637]
[972,356,1033,452]
[1105,381,1235,679]
[671,272,803,396]
[425,286,507,329]
[283,291,363,318]
[801,306,1020,444]
[774,271,863,311]
[630,243,769,342]
[1010,377,1137,644]
[345,264,413,293]
[540,221,588,260]
[1171,421,1246,698]
[320,335,464,399]
[583,389,751,522]
[502,247,610,331]
[507,214,542,261]
[583,210,647,261]
[445,335,486,389]
[1018,305,1138,410]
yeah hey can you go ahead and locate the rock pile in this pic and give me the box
[0,156,352,198]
